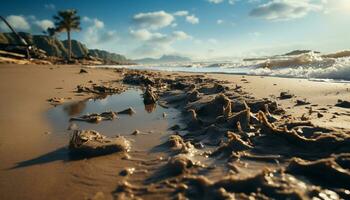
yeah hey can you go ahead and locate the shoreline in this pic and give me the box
[0,64,349,199]
[86,64,350,83]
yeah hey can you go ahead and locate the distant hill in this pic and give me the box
[0,32,128,63]
[283,50,320,56]
[88,49,127,63]
[134,55,191,64]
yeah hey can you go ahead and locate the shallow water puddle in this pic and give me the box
[47,89,181,151]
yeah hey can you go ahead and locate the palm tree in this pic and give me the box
[53,9,81,61]
[43,27,57,37]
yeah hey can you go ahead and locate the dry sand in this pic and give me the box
[0,64,349,200]
[0,64,122,200]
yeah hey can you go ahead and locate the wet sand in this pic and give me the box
[0,64,349,200]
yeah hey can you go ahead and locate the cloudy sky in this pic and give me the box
[1,0,349,59]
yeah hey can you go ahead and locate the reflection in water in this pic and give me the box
[144,103,156,113]
[47,89,180,138]
[63,101,87,116]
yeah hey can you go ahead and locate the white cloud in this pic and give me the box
[130,29,153,41]
[228,0,237,5]
[131,29,190,43]
[93,19,104,29]
[248,0,261,3]
[173,10,189,16]
[249,32,261,37]
[133,11,174,30]
[44,4,56,10]
[194,39,203,45]
[208,0,224,4]
[0,15,56,33]
[249,0,323,21]
[131,30,191,57]
[186,15,199,24]
[82,16,91,22]
[34,19,54,31]
[172,31,191,40]
[217,19,224,24]
[208,38,218,44]
[98,30,118,43]
[82,17,118,47]
[0,15,30,31]
[82,17,104,29]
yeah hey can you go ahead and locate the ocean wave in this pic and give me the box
[90,50,350,81]
[249,57,350,81]
[323,50,350,59]
[257,52,335,69]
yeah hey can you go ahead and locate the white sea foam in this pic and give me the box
[248,55,350,81]
[89,50,350,81]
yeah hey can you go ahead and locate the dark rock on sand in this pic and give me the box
[279,91,294,99]
[143,87,158,105]
[197,83,225,95]
[131,130,140,135]
[335,99,350,108]
[295,99,310,106]
[123,73,155,86]
[77,84,124,94]
[79,68,88,74]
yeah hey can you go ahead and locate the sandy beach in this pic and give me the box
[0,64,349,200]
[2,0,350,198]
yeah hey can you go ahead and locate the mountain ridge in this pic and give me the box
[0,32,129,64]
[133,55,191,64]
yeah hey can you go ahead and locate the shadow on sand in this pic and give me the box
[8,146,112,169]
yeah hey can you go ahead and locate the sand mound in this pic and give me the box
[69,130,130,156]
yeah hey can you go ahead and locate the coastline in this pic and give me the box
[0,64,349,199]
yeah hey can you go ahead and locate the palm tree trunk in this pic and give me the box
[67,30,71,61]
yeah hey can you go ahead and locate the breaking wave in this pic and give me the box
[248,52,350,81]
[91,50,350,81]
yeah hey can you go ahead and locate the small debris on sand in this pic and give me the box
[295,99,310,106]
[117,107,136,115]
[131,130,140,135]
[119,168,135,176]
[47,97,65,105]
[79,68,88,74]
[279,91,294,99]
[317,112,324,118]
[70,111,117,123]
[166,154,195,175]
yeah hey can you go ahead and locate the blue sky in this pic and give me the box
[1,0,349,59]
